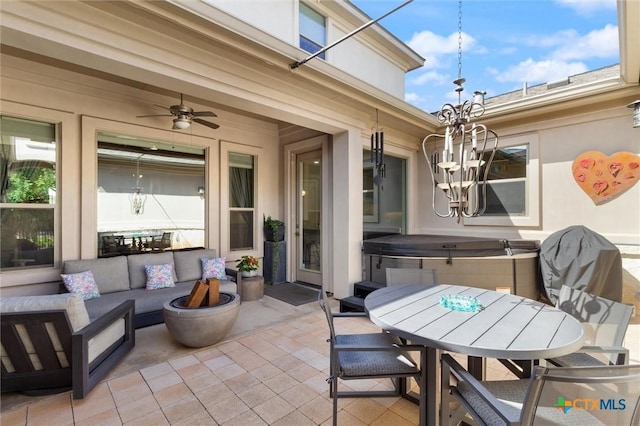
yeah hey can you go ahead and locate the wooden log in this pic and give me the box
[185,280,209,308]
[207,278,220,306]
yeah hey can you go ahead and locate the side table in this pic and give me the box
[241,275,264,301]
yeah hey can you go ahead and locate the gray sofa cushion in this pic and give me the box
[63,256,129,294]
[173,249,218,282]
[127,252,177,289]
[83,279,237,320]
[0,293,91,332]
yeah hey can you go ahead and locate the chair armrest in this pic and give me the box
[225,267,240,283]
[75,300,135,341]
[441,353,521,425]
[71,300,135,398]
[577,345,629,364]
[335,342,426,353]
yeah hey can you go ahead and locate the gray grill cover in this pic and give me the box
[539,226,622,304]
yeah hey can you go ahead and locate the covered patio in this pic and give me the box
[1,294,638,425]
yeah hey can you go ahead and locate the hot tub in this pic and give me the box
[363,234,541,299]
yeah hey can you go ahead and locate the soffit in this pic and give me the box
[0,0,436,137]
[481,83,639,129]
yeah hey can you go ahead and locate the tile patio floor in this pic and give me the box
[1,296,638,426]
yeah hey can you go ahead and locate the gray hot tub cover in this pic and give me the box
[539,225,622,304]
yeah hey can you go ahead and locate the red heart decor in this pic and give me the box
[572,151,640,205]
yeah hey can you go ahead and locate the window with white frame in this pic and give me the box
[0,115,57,271]
[299,3,326,59]
[465,133,539,227]
[229,152,255,251]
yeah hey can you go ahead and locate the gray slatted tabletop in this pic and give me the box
[364,284,585,426]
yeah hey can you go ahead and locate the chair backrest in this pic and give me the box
[557,284,633,364]
[521,364,640,425]
[318,286,336,341]
[386,268,438,286]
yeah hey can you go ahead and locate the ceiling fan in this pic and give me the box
[137,94,220,130]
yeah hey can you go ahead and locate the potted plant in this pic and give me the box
[263,215,285,242]
[262,215,284,283]
[236,255,259,277]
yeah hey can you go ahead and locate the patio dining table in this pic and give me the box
[364,284,585,426]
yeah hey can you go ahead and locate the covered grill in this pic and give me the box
[539,226,622,304]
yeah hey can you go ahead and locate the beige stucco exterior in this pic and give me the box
[1,1,639,305]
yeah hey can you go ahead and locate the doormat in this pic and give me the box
[263,282,320,306]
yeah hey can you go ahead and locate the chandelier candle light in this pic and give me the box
[129,154,147,215]
[421,0,498,222]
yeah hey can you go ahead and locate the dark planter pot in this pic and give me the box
[264,225,285,242]
[264,241,286,284]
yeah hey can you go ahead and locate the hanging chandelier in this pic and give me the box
[129,155,147,215]
[421,0,498,222]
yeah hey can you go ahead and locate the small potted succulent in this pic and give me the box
[236,255,259,277]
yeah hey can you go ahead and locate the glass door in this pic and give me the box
[295,150,322,286]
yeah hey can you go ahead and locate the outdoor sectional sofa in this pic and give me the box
[62,248,239,329]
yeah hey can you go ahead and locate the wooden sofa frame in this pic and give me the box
[1,300,135,399]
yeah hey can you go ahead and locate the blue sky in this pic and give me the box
[351,0,619,113]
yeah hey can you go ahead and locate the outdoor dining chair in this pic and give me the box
[548,284,633,367]
[386,267,439,286]
[499,284,633,378]
[318,286,428,426]
[441,353,640,426]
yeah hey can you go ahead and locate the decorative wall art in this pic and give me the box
[572,151,640,205]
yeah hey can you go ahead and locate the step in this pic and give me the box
[354,280,385,298]
[339,296,365,313]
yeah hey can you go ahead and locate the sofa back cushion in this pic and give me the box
[0,293,91,332]
[63,256,129,294]
[173,249,218,282]
[128,252,177,289]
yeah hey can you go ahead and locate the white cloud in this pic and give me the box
[550,24,618,61]
[408,70,450,86]
[495,58,588,84]
[522,29,580,48]
[406,30,476,69]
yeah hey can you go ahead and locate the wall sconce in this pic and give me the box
[627,100,640,128]
[198,186,204,199]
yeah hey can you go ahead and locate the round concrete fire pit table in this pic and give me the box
[163,292,240,348]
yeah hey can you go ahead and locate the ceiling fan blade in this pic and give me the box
[137,114,173,118]
[193,118,220,129]
[192,111,217,117]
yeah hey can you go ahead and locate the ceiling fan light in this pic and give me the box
[172,116,191,130]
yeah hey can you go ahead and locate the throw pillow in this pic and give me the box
[61,270,101,300]
[201,257,226,280]
[145,263,175,290]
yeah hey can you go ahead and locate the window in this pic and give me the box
[363,149,406,239]
[229,152,255,251]
[299,3,326,59]
[96,133,205,256]
[1,116,57,271]
[480,145,527,215]
[465,133,540,227]
[363,165,378,222]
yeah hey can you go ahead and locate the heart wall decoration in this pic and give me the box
[572,151,640,205]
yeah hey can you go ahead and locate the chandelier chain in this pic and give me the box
[457,0,463,80]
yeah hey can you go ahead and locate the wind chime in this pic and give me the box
[370,110,385,187]
[129,154,147,215]
[421,0,498,222]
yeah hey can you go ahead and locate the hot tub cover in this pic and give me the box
[539,226,622,304]
[362,234,539,258]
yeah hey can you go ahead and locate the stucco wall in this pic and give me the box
[0,54,281,292]
[416,105,640,312]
